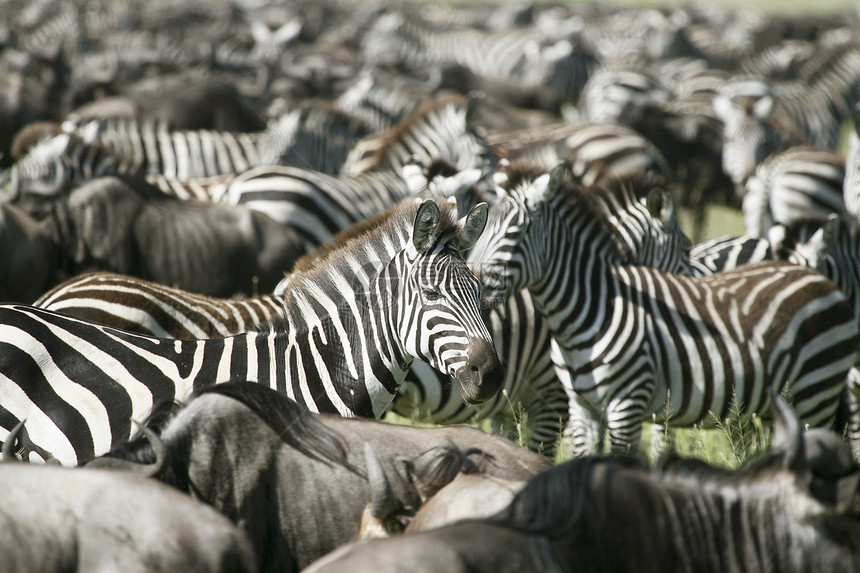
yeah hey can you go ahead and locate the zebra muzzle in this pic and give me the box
[455,338,504,404]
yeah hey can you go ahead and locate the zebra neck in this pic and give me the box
[265,263,411,417]
[527,213,621,336]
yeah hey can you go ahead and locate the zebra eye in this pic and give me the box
[423,288,443,301]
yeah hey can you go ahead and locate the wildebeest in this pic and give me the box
[66,77,267,133]
[359,441,527,539]
[303,396,860,573]
[39,175,306,297]
[0,201,60,303]
[1,423,258,573]
[90,381,550,573]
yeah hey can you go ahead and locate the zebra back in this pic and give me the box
[743,145,846,238]
[219,165,410,247]
[341,93,495,176]
[34,272,288,339]
[9,128,145,201]
[77,117,268,180]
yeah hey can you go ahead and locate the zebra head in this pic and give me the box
[395,198,503,404]
[9,129,141,201]
[712,80,779,190]
[590,172,694,275]
[467,164,566,302]
[9,131,74,200]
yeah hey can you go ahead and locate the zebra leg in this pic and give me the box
[521,378,569,459]
[560,393,603,459]
[844,369,860,461]
[649,421,674,463]
[604,396,647,456]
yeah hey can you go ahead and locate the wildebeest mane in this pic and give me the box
[408,443,498,500]
[100,381,359,481]
[195,382,356,470]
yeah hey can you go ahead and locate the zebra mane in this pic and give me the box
[261,198,465,330]
[356,93,474,167]
[10,121,64,159]
[291,208,399,274]
[501,160,637,263]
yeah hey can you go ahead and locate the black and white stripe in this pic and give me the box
[341,93,496,177]
[34,272,288,339]
[742,145,846,238]
[486,121,673,187]
[0,199,499,466]
[8,130,144,201]
[394,168,695,456]
[470,163,860,456]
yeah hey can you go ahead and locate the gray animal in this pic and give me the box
[359,442,526,539]
[0,201,60,303]
[302,397,860,573]
[90,381,550,573]
[41,175,306,297]
[1,424,258,573]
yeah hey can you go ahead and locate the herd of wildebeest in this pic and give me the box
[3,0,860,570]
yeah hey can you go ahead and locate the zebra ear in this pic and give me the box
[525,163,565,209]
[752,95,774,120]
[412,199,441,251]
[456,202,489,251]
[646,187,674,225]
[770,394,807,475]
[465,91,484,126]
[819,214,841,252]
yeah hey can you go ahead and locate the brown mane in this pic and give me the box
[11,122,64,159]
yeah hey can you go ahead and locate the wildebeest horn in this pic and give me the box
[85,420,168,477]
[2,419,26,462]
[365,442,398,519]
[770,394,806,474]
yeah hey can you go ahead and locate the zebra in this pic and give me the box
[763,41,860,151]
[340,93,496,177]
[711,77,809,194]
[70,102,373,181]
[485,121,673,187]
[774,213,860,452]
[844,107,860,220]
[688,234,774,276]
[73,116,267,180]
[217,166,412,247]
[742,145,847,238]
[468,162,860,456]
[7,128,144,203]
[395,166,695,456]
[0,198,502,466]
[33,271,289,339]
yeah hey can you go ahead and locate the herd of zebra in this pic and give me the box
[3,0,860,569]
